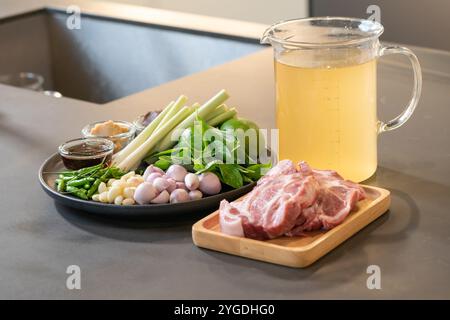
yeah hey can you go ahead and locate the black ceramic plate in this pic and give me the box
[39,153,255,220]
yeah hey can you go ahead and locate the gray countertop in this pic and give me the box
[1,40,450,298]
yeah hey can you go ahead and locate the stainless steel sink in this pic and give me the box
[0,10,262,104]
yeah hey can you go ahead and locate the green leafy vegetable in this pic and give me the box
[145,116,271,189]
[218,164,243,189]
[244,163,273,181]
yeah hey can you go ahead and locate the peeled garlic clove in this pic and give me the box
[98,182,107,193]
[107,187,122,203]
[114,195,124,205]
[127,176,142,187]
[99,192,108,203]
[122,198,135,206]
[123,187,136,199]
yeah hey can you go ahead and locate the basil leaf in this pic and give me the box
[193,163,205,172]
[218,164,243,189]
[196,159,222,174]
[245,162,272,181]
[144,147,184,164]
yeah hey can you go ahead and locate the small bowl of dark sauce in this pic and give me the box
[58,138,114,170]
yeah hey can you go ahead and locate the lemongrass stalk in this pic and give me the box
[205,104,228,121]
[153,102,200,152]
[112,100,174,165]
[147,101,190,143]
[154,95,187,132]
[117,106,193,172]
[207,107,237,127]
[156,89,230,152]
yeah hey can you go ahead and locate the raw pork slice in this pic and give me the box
[287,162,366,235]
[219,160,366,240]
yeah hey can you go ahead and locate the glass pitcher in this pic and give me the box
[261,17,422,182]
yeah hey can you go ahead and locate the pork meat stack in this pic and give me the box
[219,160,366,240]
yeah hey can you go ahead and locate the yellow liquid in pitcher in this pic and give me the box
[275,55,378,182]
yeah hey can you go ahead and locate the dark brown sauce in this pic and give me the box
[61,154,111,170]
[66,142,111,156]
[60,142,112,170]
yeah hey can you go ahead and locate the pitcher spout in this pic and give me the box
[260,35,269,45]
[260,26,273,45]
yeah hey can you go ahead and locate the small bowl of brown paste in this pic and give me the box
[82,120,136,153]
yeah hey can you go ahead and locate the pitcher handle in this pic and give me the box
[377,45,422,133]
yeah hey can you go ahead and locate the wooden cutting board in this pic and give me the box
[192,185,390,268]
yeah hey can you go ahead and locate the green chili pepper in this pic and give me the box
[57,163,124,200]
[87,168,111,198]
[109,167,125,179]
[66,164,103,178]
[77,166,102,178]
[67,177,95,187]
[60,171,75,177]
[66,186,89,200]
[57,179,66,193]
[61,175,76,181]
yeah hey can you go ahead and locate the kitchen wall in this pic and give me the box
[95,0,309,24]
[96,0,448,51]
[311,0,450,51]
